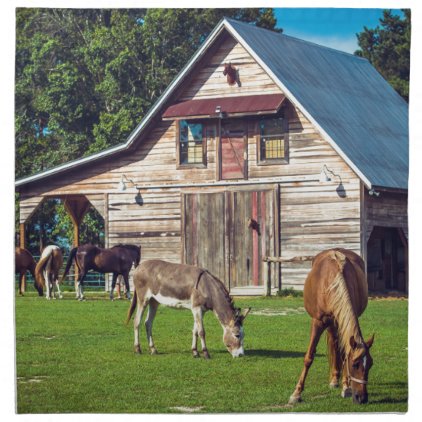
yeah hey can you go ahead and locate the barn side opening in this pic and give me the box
[367,226,408,294]
[17,195,105,293]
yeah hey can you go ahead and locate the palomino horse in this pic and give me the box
[15,247,43,296]
[61,244,141,300]
[126,260,251,358]
[289,249,374,405]
[35,245,64,300]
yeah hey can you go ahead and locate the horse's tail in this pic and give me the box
[29,258,43,296]
[126,289,138,325]
[34,250,54,289]
[135,244,141,268]
[60,247,78,283]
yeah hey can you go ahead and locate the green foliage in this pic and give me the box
[276,288,303,298]
[355,9,410,101]
[15,295,407,413]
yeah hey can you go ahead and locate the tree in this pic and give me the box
[355,9,410,102]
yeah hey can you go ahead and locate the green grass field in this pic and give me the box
[15,292,408,413]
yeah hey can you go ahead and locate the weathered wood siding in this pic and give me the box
[363,190,408,242]
[18,34,365,291]
[180,36,281,101]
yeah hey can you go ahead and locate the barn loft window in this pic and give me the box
[177,120,207,167]
[258,116,289,164]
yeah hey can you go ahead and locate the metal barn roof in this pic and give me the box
[16,18,409,191]
[225,18,409,190]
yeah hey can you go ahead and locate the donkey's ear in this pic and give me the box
[349,336,357,350]
[240,307,251,322]
[366,334,375,348]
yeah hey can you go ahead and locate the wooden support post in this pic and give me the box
[63,196,91,291]
[19,223,26,294]
[266,261,272,297]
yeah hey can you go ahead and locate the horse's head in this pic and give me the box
[347,334,375,404]
[223,307,251,357]
[223,62,237,86]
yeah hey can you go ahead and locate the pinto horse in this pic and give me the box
[61,244,141,300]
[35,245,64,300]
[15,247,43,296]
[126,260,251,358]
[289,249,374,405]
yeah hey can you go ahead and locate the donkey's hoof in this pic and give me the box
[192,350,200,358]
[150,347,158,355]
[341,387,352,398]
[203,350,211,359]
[288,394,302,405]
[134,345,142,354]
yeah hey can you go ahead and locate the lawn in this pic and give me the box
[15,292,408,413]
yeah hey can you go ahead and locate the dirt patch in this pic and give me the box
[170,406,204,413]
[17,376,48,384]
[251,307,306,317]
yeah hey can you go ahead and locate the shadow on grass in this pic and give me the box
[244,349,323,359]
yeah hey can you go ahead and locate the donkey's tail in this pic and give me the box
[60,247,78,283]
[126,290,138,325]
[34,251,53,289]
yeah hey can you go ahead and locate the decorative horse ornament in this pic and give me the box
[35,245,64,300]
[223,62,241,87]
[289,249,374,405]
[15,247,43,296]
[126,260,251,358]
[61,244,141,300]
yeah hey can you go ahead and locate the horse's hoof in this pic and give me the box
[288,394,302,405]
[192,350,200,358]
[203,350,211,359]
[150,347,158,355]
[342,387,352,398]
[134,345,142,354]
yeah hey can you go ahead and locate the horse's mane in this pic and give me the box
[326,252,363,356]
[111,244,139,252]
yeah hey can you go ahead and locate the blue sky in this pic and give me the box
[274,8,404,54]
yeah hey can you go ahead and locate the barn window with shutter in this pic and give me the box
[177,120,206,167]
[258,116,289,164]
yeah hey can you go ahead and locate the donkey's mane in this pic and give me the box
[326,257,363,356]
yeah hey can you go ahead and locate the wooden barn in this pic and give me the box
[15,18,408,295]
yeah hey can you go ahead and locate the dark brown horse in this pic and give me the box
[61,244,141,300]
[223,62,241,86]
[126,260,250,358]
[15,247,43,296]
[289,249,374,405]
[35,245,64,300]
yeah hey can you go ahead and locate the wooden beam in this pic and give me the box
[263,255,314,263]
[63,196,91,290]
[19,223,26,294]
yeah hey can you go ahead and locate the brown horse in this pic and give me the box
[126,260,251,358]
[61,244,141,300]
[35,245,64,300]
[15,247,43,296]
[289,249,374,405]
[223,62,241,86]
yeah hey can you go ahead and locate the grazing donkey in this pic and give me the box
[126,260,250,358]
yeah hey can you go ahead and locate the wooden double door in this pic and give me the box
[182,188,278,291]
